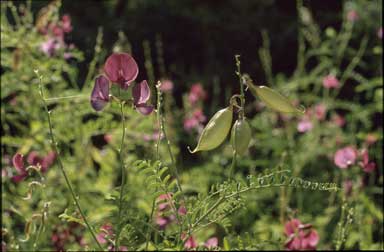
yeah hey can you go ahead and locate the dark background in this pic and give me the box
[30,0,342,92]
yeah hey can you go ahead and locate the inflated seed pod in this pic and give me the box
[189,106,233,153]
[231,119,251,155]
[248,84,305,114]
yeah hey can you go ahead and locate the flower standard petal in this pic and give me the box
[104,53,138,89]
[91,75,110,111]
[133,80,151,104]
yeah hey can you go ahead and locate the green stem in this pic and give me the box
[229,151,237,180]
[116,91,127,250]
[36,73,103,251]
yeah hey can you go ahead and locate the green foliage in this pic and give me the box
[1,0,382,251]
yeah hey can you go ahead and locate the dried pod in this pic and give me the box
[189,106,233,153]
[231,118,252,155]
[248,84,305,114]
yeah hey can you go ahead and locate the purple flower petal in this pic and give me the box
[104,53,138,89]
[27,151,42,166]
[41,151,56,173]
[12,173,28,183]
[12,153,25,174]
[133,80,151,104]
[136,103,154,115]
[91,75,110,111]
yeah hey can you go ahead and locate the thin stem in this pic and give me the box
[229,151,237,181]
[36,72,102,250]
[116,89,127,250]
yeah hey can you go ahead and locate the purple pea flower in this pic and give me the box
[91,75,110,111]
[12,153,28,183]
[104,53,139,89]
[132,80,153,115]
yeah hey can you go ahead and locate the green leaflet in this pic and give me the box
[189,106,233,153]
[248,84,305,114]
[231,119,251,156]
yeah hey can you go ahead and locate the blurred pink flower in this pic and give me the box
[61,14,72,33]
[104,134,113,144]
[284,219,319,250]
[160,79,174,92]
[178,205,187,215]
[183,235,198,249]
[184,108,206,132]
[63,52,72,60]
[204,237,219,249]
[359,149,376,173]
[11,151,55,182]
[347,10,359,22]
[331,113,346,127]
[378,27,383,39]
[322,75,340,89]
[96,224,114,244]
[40,38,61,57]
[314,103,326,121]
[334,146,357,169]
[297,118,313,133]
[188,83,207,105]
[11,153,27,183]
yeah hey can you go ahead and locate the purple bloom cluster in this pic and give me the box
[91,53,153,115]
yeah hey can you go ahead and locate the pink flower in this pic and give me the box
[61,14,72,33]
[297,118,313,133]
[183,235,198,249]
[204,237,218,249]
[358,149,376,173]
[347,10,359,22]
[91,75,110,111]
[40,38,61,57]
[331,113,346,127]
[104,134,113,144]
[322,75,340,89]
[12,153,28,183]
[160,79,174,92]
[284,219,319,250]
[97,224,114,244]
[184,108,206,132]
[378,27,383,39]
[188,83,207,105]
[104,53,139,89]
[314,103,326,121]
[334,146,357,169]
[178,205,187,215]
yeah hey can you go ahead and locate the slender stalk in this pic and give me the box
[36,72,103,250]
[116,89,127,250]
[117,100,126,220]
[229,151,237,181]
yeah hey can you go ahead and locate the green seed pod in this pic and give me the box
[248,84,305,114]
[189,106,233,153]
[231,119,251,156]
